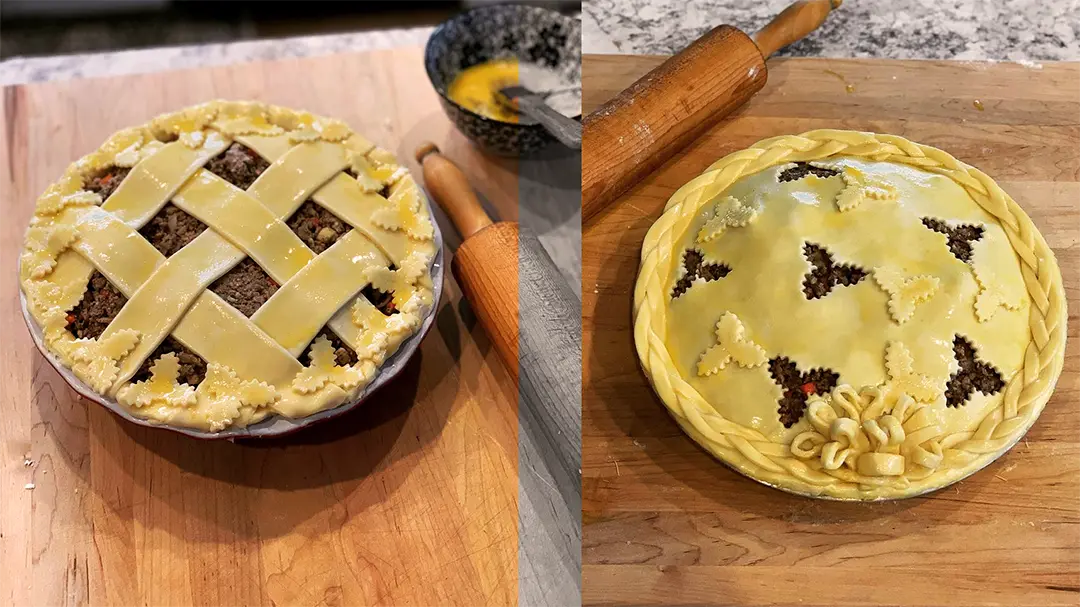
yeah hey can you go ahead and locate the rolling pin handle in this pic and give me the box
[415,142,494,240]
[752,0,843,59]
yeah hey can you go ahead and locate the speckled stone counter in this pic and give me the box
[582,0,1080,60]
[0,27,434,85]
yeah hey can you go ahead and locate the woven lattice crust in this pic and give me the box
[20,101,437,431]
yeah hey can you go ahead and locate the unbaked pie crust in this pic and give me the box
[634,130,1066,500]
[19,101,437,432]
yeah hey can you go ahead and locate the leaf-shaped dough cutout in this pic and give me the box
[194,363,279,431]
[22,225,79,278]
[116,353,197,408]
[36,190,102,216]
[293,335,369,394]
[696,196,757,243]
[370,185,434,241]
[65,329,140,393]
[365,253,429,311]
[836,166,898,212]
[970,243,1024,322]
[885,341,944,403]
[697,312,768,376]
[873,267,939,324]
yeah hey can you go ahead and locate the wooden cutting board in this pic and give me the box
[1,48,526,607]
[582,55,1079,607]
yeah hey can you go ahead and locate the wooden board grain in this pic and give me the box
[581,55,1080,607]
[1,48,523,607]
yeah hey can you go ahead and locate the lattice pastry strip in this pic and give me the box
[104,142,360,386]
[251,231,392,357]
[100,137,232,227]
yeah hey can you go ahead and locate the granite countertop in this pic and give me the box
[583,0,1080,61]
[0,26,435,85]
[4,1,1077,85]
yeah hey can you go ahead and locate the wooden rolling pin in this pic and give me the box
[416,142,582,604]
[581,0,843,222]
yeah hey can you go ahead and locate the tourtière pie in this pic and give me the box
[19,101,437,432]
[634,130,1066,500]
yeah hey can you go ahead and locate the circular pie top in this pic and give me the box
[634,130,1066,500]
[19,101,437,432]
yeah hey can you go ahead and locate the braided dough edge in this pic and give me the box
[632,129,1067,500]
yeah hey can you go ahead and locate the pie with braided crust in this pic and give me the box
[20,101,438,432]
[634,130,1066,500]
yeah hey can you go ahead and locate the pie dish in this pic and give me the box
[19,100,439,434]
[634,130,1066,500]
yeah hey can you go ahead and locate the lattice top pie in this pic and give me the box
[634,130,1066,500]
[20,101,437,432]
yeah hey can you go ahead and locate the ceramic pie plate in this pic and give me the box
[633,130,1066,500]
[20,210,443,441]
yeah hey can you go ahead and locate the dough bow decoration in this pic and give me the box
[790,384,947,477]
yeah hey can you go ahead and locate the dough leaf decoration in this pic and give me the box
[61,329,141,393]
[873,267,939,324]
[195,363,279,431]
[351,149,407,193]
[293,335,370,394]
[22,224,79,279]
[116,352,197,409]
[971,242,1024,322]
[885,341,945,403]
[835,166,898,212]
[696,196,757,243]
[365,253,427,312]
[371,183,434,241]
[697,312,767,376]
[36,190,102,216]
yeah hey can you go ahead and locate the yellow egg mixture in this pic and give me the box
[448,59,520,123]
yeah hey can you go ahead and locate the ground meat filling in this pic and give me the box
[921,218,984,264]
[769,357,840,427]
[778,162,839,183]
[209,258,279,317]
[205,143,269,190]
[672,249,731,298]
[304,328,359,367]
[803,242,868,299]
[287,200,353,254]
[139,203,208,257]
[66,271,128,340]
[131,336,208,386]
[945,335,1004,408]
[83,166,131,202]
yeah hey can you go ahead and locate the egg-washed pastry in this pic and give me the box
[634,130,1065,500]
[19,101,437,432]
